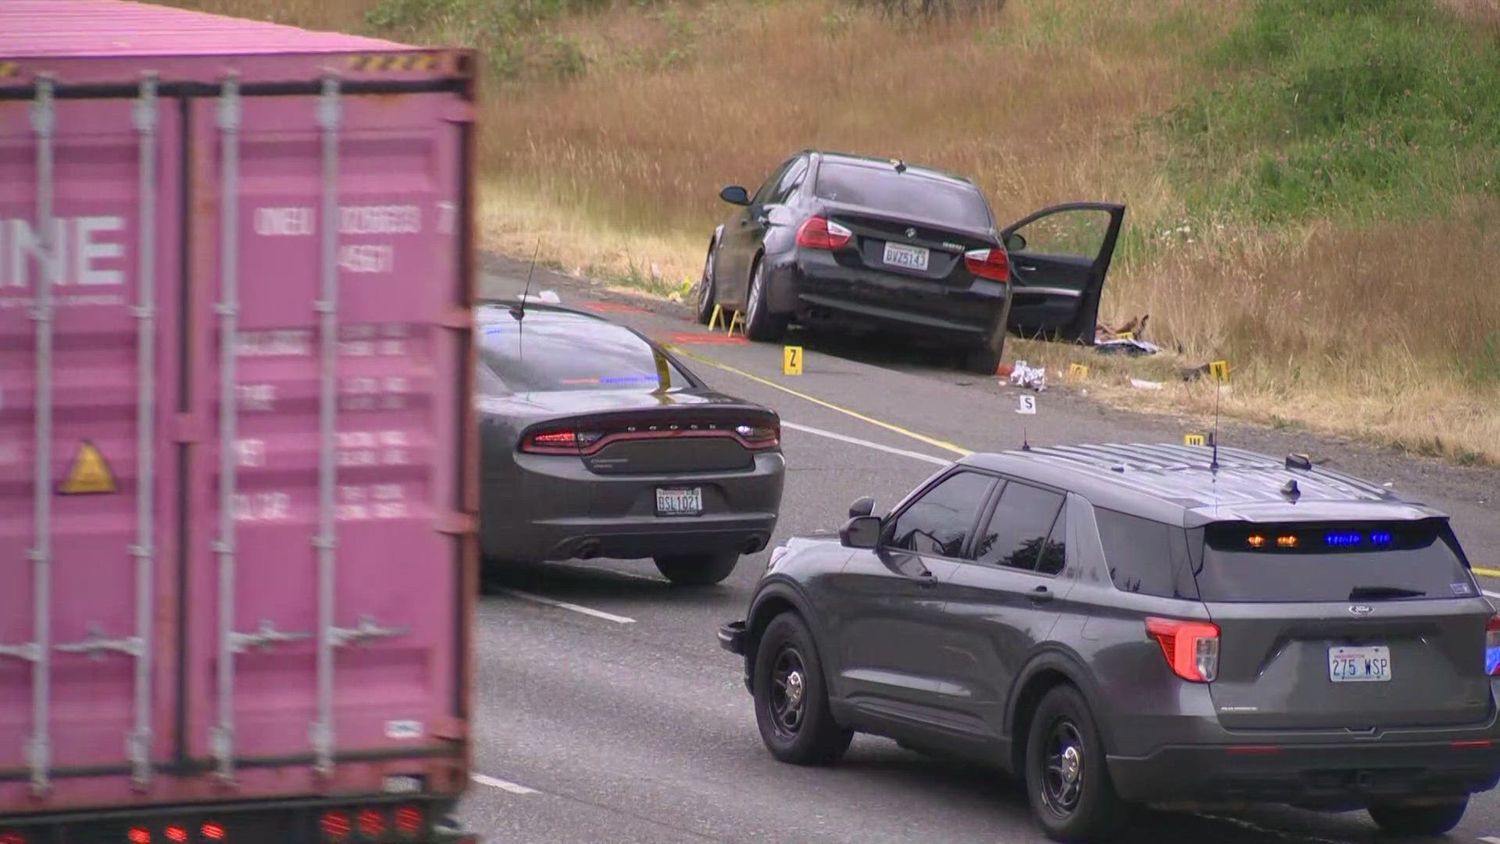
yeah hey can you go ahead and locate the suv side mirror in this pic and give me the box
[840,515,881,549]
[1004,231,1027,252]
[720,185,750,206]
[848,496,875,519]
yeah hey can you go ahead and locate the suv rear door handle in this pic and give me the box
[1029,585,1054,603]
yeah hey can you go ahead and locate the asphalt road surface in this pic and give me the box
[460,257,1500,844]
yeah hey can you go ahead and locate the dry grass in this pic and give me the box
[167,0,1500,464]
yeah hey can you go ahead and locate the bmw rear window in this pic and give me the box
[479,311,692,393]
[813,162,993,230]
[1192,519,1476,603]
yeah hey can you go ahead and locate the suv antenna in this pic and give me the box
[1210,368,1222,473]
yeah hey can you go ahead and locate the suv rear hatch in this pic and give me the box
[1195,519,1494,731]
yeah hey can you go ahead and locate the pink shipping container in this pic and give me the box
[0,2,479,840]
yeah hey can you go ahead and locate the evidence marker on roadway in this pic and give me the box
[783,345,803,376]
[58,440,117,495]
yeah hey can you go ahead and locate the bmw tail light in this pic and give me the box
[1485,615,1500,675]
[1145,617,1220,683]
[795,217,852,250]
[963,247,1010,282]
[395,805,424,837]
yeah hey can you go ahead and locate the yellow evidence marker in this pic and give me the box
[783,346,803,375]
[59,440,117,495]
[1067,363,1089,380]
[1184,433,1207,446]
[1209,359,1230,383]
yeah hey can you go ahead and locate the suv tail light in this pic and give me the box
[795,217,852,250]
[963,247,1010,282]
[1146,617,1220,683]
[1485,615,1500,675]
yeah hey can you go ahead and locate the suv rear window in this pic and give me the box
[1193,519,1475,603]
[814,162,993,230]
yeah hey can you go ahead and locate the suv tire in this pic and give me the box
[1024,685,1128,843]
[654,553,738,586]
[753,613,852,765]
[1367,798,1468,836]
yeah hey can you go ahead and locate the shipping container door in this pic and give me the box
[181,84,464,777]
[0,82,182,796]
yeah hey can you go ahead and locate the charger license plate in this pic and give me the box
[656,487,703,517]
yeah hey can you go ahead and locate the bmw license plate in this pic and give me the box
[1328,645,1391,683]
[882,242,929,272]
[656,487,703,517]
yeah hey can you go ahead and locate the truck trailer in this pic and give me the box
[0,1,479,840]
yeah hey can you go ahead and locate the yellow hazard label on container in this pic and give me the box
[0,62,20,79]
[58,441,116,495]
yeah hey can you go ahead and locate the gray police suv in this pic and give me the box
[719,443,1500,842]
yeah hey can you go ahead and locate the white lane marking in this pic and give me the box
[472,773,540,795]
[783,421,951,467]
[499,587,636,625]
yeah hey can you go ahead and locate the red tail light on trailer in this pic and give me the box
[1145,617,1220,683]
[395,805,425,836]
[320,810,351,841]
[164,826,189,843]
[200,822,227,841]
[795,217,852,250]
[357,808,386,837]
[963,247,1010,282]
[127,828,151,844]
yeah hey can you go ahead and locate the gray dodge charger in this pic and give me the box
[477,301,785,585]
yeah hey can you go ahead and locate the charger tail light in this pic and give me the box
[963,247,1010,282]
[1485,615,1500,675]
[520,414,779,455]
[795,216,852,250]
[1145,617,1220,683]
[320,810,351,841]
[395,805,425,836]
[200,822,227,841]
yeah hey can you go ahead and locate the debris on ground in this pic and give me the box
[521,289,561,304]
[1097,337,1162,356]
[1096,314,1149,343]
[1129,378,1164,390]
[1008,361,1048,391]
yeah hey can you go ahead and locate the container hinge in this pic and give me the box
[317,75,342,130]
[310,720,334,777]
[127,728,152,790]
[29,74,54,136]
[54,624,144,660]
[132,75,158,133]
[229,619,312,654]
[216,77,241,130]
[26,735,50,794]
[330,616,409,648]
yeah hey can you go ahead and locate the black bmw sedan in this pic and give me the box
[697,150,1124,371]
[476,302,785,586]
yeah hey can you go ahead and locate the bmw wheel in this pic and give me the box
[1025,685,1129,843]
[744,257,786,342]
[753,613,852,765]
[695,244,718,325]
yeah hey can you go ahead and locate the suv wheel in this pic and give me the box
[695,245,718,325]
[753,613,852,765]
[1024,685,1128,843]
[653,553,738,586]
[1367,798,1468,836]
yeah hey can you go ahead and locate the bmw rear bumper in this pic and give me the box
[764,250,1005,349]
[1108,740,1500,807]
